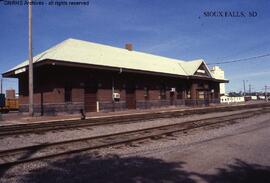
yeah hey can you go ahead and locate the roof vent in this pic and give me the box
[125,43,133,51]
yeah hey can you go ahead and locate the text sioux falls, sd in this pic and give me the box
[203,11,257,18]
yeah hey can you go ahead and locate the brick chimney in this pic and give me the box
[125,43,133,51]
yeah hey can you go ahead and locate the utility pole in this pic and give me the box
[0,78,2,120]
[249,84,251,94]
[0,78,2,94]
[243,80,246,96]
[28,0,34,116]
[265,85,268,102]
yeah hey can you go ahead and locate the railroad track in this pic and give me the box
[0,103,270,137]
[0,107,269,167]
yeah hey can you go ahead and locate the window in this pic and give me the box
[160,87,166,99]
[144,87,149,100]
[65,86,72,102]
[177,89,183,99]
[198,82,204,88]
[198,91,204,99]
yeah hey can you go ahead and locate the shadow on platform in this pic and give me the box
[21,153,195,183]
[2,153,270,183]
[195,159,270,183]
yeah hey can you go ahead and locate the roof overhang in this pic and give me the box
[189,75,229,83]
[2,59,188,79]
[2,59,50,78]
[2,59,229,83]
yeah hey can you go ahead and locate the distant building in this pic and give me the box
[6,89,16,99]
[210,66,226,95]
[220,96,245,104]
[2,39,228,115]
[258,96,266,100]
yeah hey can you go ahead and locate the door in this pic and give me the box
[84,87,97,112]
[170,92,175,105]
[196,90,205,105]
[204,91,210,106]
[126,87,136,109]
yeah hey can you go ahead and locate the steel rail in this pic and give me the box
[0,103,269,137]
[0,108,269,167]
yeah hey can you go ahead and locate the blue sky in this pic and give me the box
[1,0,270,93]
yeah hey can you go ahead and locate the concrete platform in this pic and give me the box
[0,101,267,126]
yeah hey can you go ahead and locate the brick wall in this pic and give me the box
[135,90,145,100]
[16,64,221,115]
[149,90,160,100]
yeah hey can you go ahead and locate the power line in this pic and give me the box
[208,53,270,65]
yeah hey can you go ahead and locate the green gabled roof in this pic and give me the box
[5,38,212,78]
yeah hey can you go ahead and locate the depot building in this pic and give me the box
[2,38,228,115]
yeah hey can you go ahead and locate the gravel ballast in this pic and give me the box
[0,109,270,183]
[0,108,263,151]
